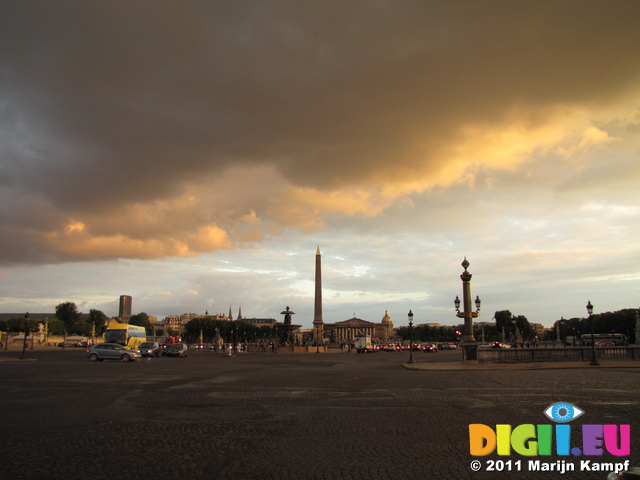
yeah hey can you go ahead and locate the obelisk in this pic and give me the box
[313,246,324,346]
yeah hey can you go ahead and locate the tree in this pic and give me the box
[55,302,81,333]
[513,314,533,340]
[3,317,26,332]
[47,319,66,336]
[88,309,109,335]
[494,310,513,333]
[130,312,153,334]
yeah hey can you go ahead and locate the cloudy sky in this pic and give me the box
[1,1,639,329]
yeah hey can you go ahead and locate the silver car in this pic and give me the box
[139,341,161,357]
[87,343,141,362]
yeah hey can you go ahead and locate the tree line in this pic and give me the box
[182,317,278,344]
[3,302,636,344]
[395,308,639,344]
[550,308,638,344]
[396,310,534,343]
[0,302,155,336]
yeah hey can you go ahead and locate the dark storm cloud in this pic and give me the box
[1,1,640,264]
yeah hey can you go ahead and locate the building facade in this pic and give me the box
[325,311,395,344]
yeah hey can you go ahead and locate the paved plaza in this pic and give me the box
[1,348,639,480]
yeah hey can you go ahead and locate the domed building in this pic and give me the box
[325,310,395,344]
[378,310,394,342]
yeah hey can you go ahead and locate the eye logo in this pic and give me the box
[544,402,584,423]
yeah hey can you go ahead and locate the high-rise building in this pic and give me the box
[119,295,132,320]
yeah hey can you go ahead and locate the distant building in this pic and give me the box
[119,295,132,321]
[162,313,230,333]
[325,311,395,344]
[240,318,277,327]
[530,323,545,337]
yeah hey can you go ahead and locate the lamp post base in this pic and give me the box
[461,341,479,363]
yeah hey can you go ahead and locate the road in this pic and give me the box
[1,348,638,480]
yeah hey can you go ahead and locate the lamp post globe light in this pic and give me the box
[587,300,599,366]
[407,310,415,364]
[454,258,481,362]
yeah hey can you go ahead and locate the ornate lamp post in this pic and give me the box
[587,300,599,366]
[30,322,35,350]
[234,325,238,353]
[407,310,415,364]
[20,312,30,359]
[454,258,481,362]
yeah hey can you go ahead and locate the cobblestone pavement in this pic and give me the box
[1,349,639,480]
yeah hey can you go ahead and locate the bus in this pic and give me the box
[582,333,628,346]
[104,323,147,350]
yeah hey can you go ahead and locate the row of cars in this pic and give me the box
[479,341,512,349]
[86,342,189,362]
[379,343,441,352]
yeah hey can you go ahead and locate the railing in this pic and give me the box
[486,346,640,363]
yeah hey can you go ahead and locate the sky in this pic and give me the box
[1,1,639,329]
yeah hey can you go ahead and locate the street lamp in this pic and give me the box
[454,258,481,342]
[407,310,415,364]
[454,258,481,362]
[20,312,30,359]
[587,300,599,366]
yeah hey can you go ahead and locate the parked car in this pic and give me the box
[164,343,189,357]
[58,340,86,348]
[139,342,161,357]
[87,343,141,362]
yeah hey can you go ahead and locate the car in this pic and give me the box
[87,343,141,362]
[58,341,85,348]
[139,341,161,357]
[164,343,188,357]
